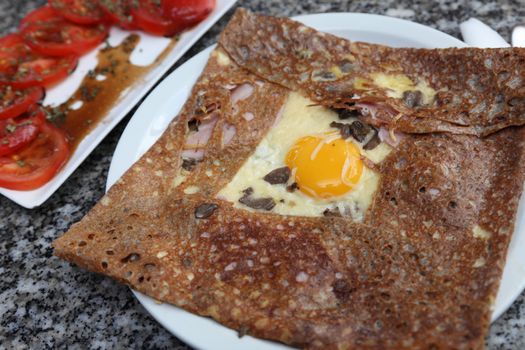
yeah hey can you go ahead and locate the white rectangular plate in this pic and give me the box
[0,0,237,209]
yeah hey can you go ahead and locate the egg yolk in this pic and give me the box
[285,134,363,199]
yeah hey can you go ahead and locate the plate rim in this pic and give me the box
[292,12,467,48]
[106,12,524,350]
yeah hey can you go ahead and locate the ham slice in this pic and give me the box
[379,126,405,147]
[222,123,236,147]
[184,115,218,149]
[230,83,254,104]
[181,148,204,160]
[243,112,254,121]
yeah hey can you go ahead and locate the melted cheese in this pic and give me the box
[473,225,492,240]
[218,92,392,221]
[213,50,231,66]
[370,72,437,105]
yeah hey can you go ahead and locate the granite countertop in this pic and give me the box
[1,0,524,349]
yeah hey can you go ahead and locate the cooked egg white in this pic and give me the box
[217,92,392,222]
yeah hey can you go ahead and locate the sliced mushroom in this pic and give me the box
[402,90,423,108]
[330,121,351,139]
[330,120,372,143]
[349,121,370,142]
[335,108,360,120]
[239,187,276,211]
[363,128,380,150]
[182,158,201,171]
[323,208,342,217]
[242,187,254,196]
[263,166,291,185]
[195,203,219,219]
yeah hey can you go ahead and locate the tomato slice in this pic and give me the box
[0,120,69,191]
[161,0,214,28]
[0,85,44,120]
[0,34,78,89]
[0,106,46,157]
[132,0,184,36]
[15,56,78,89]
[49,0,107,25]
[97,0,137,30]
[20,6,109,57]
[19,5,59,30]
[0,34,32,72]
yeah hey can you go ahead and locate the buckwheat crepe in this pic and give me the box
[54,9,525,349]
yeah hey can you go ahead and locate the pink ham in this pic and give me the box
[378,127,405,148]
[184,115,218,149]
[222,123,237,147]
[356,102,382,124]
[356,102,405,147]
[356,102,402,126]
[243,112,254,121]
[230,83,254,104]
[181,149,204,160]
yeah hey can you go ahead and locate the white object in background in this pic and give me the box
[460,18,510,48]
[512,25,525,47]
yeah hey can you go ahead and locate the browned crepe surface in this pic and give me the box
[220,9,525,137]
[54,9,525,350]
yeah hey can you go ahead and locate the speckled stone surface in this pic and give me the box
[1,0,524,349]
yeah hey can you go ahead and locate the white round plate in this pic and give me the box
[107,13,525,350]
